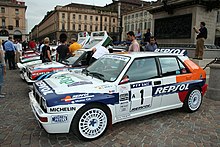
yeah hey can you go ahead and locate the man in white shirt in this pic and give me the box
[127,31,140,52]
[89,45,109,65]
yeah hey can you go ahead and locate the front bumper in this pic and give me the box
[29,91,72,133]
[23,72,35,84]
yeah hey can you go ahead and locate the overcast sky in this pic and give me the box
[24,0,155,32]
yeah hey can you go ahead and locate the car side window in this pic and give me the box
[159,57,187,76]
[125,57,158,82]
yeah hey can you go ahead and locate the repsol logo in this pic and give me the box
[154,83,189,96]
[50,107,76,112]
[154,48,186,55]
[35,81,53,95]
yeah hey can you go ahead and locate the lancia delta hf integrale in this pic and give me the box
[29,52,207,140]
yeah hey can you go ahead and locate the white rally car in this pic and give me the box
[29,52,207,140]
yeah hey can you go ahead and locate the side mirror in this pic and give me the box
[119,75,130,85]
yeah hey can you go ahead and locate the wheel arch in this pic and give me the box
[70,102,113,131]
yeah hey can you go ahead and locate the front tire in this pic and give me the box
[183,88,202,113]
[71,104,110,141]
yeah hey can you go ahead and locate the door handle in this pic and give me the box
[154,81,161,85]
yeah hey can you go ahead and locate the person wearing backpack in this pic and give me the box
[193,21,208,60]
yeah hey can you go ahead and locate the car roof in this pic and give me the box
[111,52,183,59]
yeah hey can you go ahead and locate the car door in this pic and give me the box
[116,57,162,119]
[157,56,192,107]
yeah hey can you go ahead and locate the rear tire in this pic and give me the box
[71,103,110,141]
[183,87,202,113]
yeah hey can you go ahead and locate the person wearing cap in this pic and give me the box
[69,38,81,55]
[0,40,6,98]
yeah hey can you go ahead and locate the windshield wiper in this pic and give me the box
[89,72,106,82]
[82,69,89,76]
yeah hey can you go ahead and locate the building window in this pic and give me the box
[2,19,5,27]
[90,25,93,31]
[104,26,107,31]
[62,13,65,19]
[95,25,98,31]
[144,22,147,30]
[1,7,5,13]
[90,16,93,21]
[135,13,138,18]
[131,24,134,31]
[113,27,115,32]
[84,25,87,31]
[15,8,19,14]
[132,15,134,19]
[135,24,138,30]
[148,22,151,29]
[105,17,107,22]
[16,19,19,27]
[217,11,220,23]
[96,16,98,21]
[113,18,115,23]
[78,24,81,31]
[139,23,142,30]
[73,14,75,20]
[84,15,87,20]
[140,12,143,17]
[62,23,65,30]
[73,24,75,31]
[79,15,81,20]
[128,15,130,20]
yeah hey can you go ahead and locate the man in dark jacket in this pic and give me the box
[193,22,208,60]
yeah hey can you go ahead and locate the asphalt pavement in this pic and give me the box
[0,69,219,147]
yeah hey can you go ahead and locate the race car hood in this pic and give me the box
[34,72,117,107]
[43,72,114,94]
[28,61,65,71]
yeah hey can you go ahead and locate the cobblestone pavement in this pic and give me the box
[0,69,219,147]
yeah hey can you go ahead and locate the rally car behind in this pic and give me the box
[29,52,207,140]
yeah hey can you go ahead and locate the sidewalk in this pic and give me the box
[0,69,219,146]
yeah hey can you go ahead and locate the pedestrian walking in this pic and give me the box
[14,39,22,64]
[145,36,157,52]
[127,31,140,52]
[41,37,52,63]
[56,38,69,63]
[0,40,6,98]
[4,37,16,70]
[193,21,208,60]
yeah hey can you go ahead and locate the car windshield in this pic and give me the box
[65,50,85,65]
[84,39,102,49]
[86,54,130,82]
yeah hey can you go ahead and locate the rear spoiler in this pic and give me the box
[154,48,187,56]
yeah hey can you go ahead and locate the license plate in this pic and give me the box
[51,115,68,123]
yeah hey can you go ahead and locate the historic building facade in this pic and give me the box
[31,3,118,43]
[30,0,149,43]
[0,0,27,41]
[122,8,153,41]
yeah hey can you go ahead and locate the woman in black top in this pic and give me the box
[42,37,52,63]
